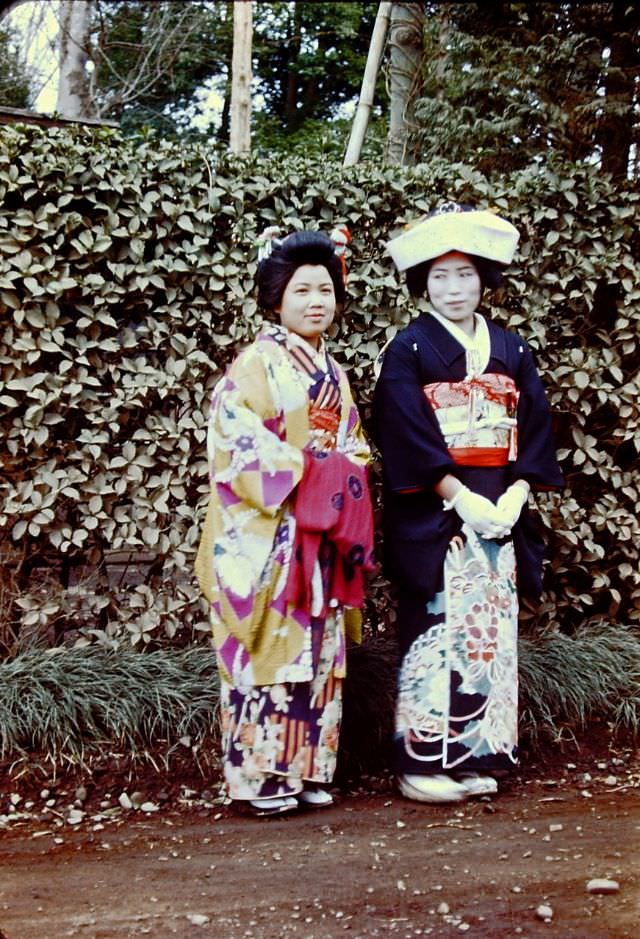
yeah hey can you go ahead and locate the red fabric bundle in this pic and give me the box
[285,450,375,615]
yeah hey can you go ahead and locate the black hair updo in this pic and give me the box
[256,231,346,312]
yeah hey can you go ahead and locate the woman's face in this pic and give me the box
[426,251,481,329]
[276,264,336,349]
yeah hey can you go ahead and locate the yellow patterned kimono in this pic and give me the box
[195,324,370,688]
[196,324,370,800]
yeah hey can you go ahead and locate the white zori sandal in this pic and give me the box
[397,773,469,803]
[246,796,298,817]
[297,786,334,808]
[455,773,498,796]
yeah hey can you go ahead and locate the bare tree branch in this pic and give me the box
[92,1,205,117]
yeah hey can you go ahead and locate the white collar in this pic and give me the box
[428,308,490,378]
[264,322,330,367]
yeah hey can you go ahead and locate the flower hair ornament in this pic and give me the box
[256,225,283,262]
[256,224,352,284]
[399,201,468,235]
[330,224,351,284]
[432,200,468,215]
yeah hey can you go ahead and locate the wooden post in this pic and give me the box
[343,1,392,168]
[229,0,252,155]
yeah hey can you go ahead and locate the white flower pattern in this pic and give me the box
[396,526,518,770]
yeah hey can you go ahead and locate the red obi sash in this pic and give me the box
[423,373,519,467]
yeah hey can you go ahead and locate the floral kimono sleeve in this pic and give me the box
[196,344,307,646]
[208,348,305,516]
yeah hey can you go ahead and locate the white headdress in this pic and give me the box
[387,202,519,272]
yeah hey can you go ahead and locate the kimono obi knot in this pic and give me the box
[308,404,341,450]
[423,372,520,465]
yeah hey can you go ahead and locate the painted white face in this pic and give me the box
[426,251,482,330]
[276,264,336,349]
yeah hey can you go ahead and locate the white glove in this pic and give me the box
[495,484,529,531]
[444,486,507,540]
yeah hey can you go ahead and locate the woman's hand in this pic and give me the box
[444,486,508,540]
[495,482,529,531]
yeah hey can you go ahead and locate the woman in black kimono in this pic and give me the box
[373,203,563,803]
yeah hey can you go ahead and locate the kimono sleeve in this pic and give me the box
[372,335,457,491]
[510,340,564,490]
[208,349,304,516]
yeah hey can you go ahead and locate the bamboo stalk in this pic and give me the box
[343,1,392,168]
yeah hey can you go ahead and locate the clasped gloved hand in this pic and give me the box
[444,486,509,540]
[495,483,529,532]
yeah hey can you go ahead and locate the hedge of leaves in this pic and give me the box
[1,124,639,653]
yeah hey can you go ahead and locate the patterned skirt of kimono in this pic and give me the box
[394,525,519,777]
[219,347,346,803]
[219,601,342,801]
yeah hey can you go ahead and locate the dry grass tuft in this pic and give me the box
[0,646,220,772]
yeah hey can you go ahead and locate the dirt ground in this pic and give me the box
[1,748,639,939]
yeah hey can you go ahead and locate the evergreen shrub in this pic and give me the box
[1,125,639,653]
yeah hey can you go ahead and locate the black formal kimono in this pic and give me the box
[373,311,563,777]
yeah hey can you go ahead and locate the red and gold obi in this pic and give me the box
[309,403,340,451]
[423,373,519,466]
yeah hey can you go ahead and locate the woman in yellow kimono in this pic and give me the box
[196,230,373,816]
